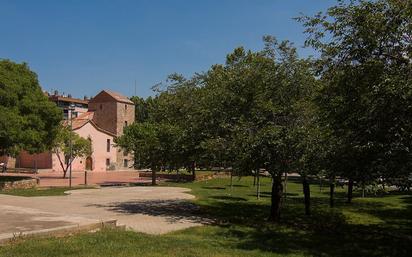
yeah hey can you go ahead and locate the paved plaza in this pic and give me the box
[0,186,207,242]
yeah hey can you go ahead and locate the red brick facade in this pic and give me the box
[17,151,52,169]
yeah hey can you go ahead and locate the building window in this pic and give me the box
[124,121,128,127]
[124,159,128,168]
[63,110,68,120]
[125,104,127,110]
[106,158,110,166]
[100,104,103,110]
[106,139,110,152]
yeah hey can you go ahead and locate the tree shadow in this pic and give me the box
[202,198,412,257]
[88,200,213,224]
[191,187,412,257]
[201,186,226,190]
[210,196,247,201]
[220,223,412,257]
[249,191,299,198]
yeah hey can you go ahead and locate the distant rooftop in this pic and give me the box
[49,94,89,105]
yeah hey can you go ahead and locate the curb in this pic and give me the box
[0,219,119,245]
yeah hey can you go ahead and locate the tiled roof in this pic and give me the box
[70,112,94,130]
[64,112,116,137]
[104,90,134,104]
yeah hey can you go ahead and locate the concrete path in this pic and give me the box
[0,187,207,238]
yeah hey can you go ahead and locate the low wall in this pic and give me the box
[138,171,230,182]
[0,176,38,191]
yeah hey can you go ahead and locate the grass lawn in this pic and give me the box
[0,186,96,197]
[0,177,411,257]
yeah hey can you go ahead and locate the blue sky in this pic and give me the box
[0,0,336,98]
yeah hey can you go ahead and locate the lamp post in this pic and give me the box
[68,104,75,188]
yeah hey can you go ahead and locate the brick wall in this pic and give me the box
[89,101,118,135]
[114,102,135,169]
[17,151,52,169]
[115,102,135,136]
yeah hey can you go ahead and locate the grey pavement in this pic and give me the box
[0,187,207,239]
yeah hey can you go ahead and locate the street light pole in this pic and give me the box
[68,104,75,188]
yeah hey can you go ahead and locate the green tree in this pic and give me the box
[52,126,92,178]
[130,96,150,123]
[298,0,412,201]
[202,37,316,221]
[115,122,182,185]
[149,73,206,178]
[0,60,62,158]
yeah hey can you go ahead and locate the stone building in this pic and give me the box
[87,90,135,169]
[17,90,135,172]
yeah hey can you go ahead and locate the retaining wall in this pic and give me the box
[0,177,38,191]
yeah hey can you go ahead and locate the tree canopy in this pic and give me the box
[298,0,412,196]
[0,60,62,156]
[117,0,412,222]
[52,126,92,178]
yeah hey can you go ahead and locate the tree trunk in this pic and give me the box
[347,178,354,203]
[4,156,8,173]
[34,154,38,173]
[329,177,335,208]
[62,162,69,179]
[284,172,288,201]
[55,151,68,178]
[253,172,256,186]
[230,171,233,191]
[269,174,283,222]
[191,161,196,181]
[257,170,261,200]
[303,176,311,215]
[319,176,323,192]
[361,180,365,198]
[152,168,157,186]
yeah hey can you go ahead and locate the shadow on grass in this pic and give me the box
[220,223,411,257]
[88,200,213,224]
[202,197,412,257]
[201,186,226,190]
[248,191,299,198]
[95,178,412,256]
[210,196,247,201]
